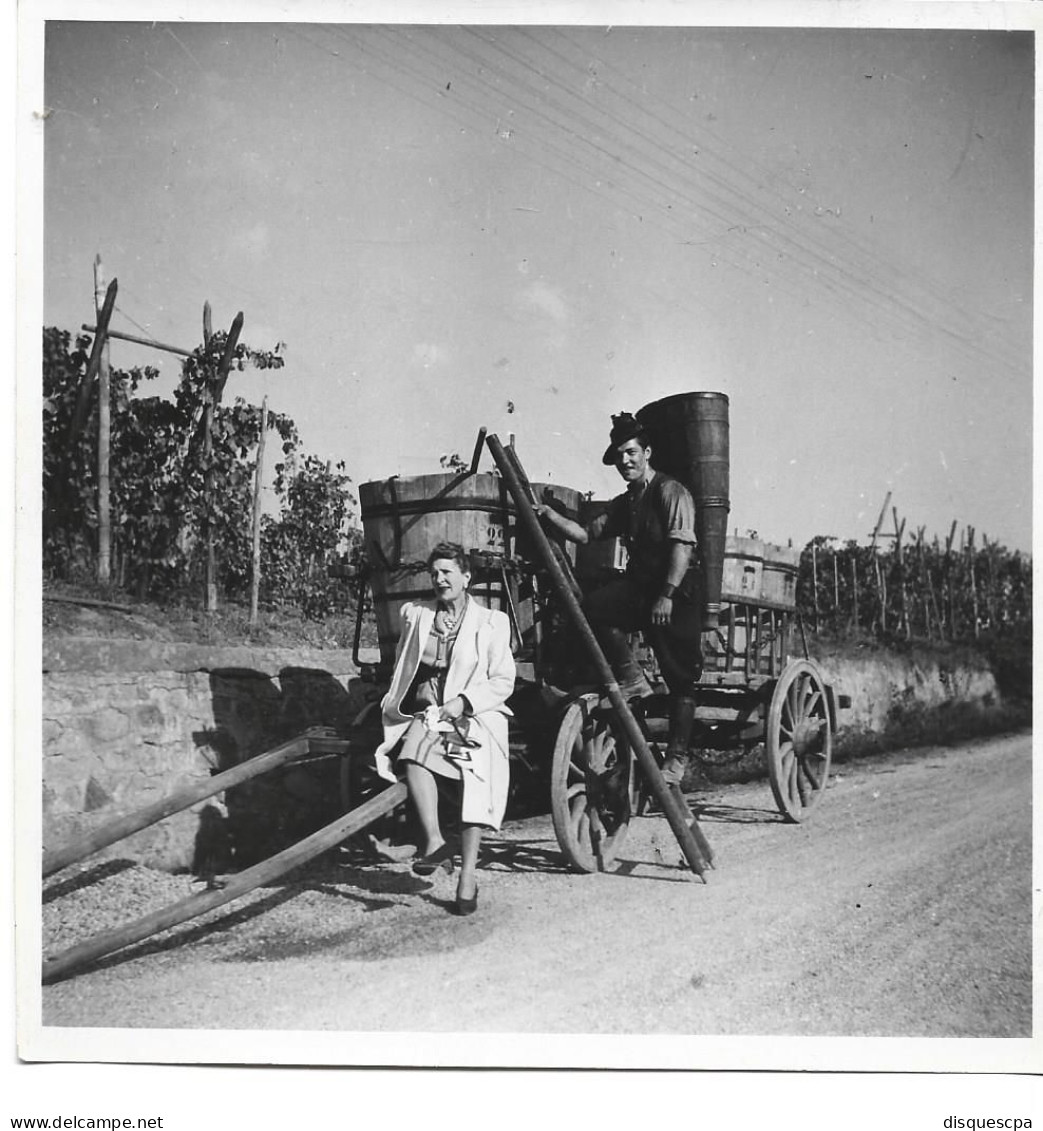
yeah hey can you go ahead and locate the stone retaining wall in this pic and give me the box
[42,635,1001,873]
[43,638,383,872]
[812,644,999,745]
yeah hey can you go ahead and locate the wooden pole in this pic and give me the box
[967,526,979,639]
[869,492,890,635]
[486,432,710,878]
[81,324,193,358]
[201,308,244,611]
[945,520,957,639]
[921,527,943,641]
[832,546,840,632]
[67,279,118,450]
[877,557,887,635]
[811,541,819,632]
[869,491,891,552]
[201,304,216,610]
[982,535,998,630]
[43,782,407,982]
[851,551,859,631]
[94,256,112,583]
[43,732,349,877]
[250,397,268,627]
[893,508,908,639]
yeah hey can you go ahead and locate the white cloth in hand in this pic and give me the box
[423,705,455,733]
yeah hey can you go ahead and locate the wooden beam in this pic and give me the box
[67,279,118,448]
[43,734,322,876]
[43,783,407,982]
[80,324,193,358]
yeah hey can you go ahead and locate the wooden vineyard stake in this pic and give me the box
[201,308,245,611]
[67,278,117,452]
[868,492,890,635]
[945,520,957,639]
[250,396,268,627]
[851,552,859,631]
[811,541,819,631]
[94,256,113,584]
[966,526,979,639]
[833,547,840,632]
[893,508,909,639]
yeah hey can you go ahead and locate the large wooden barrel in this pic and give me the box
[760,542,801,608]
[359,473,581,666]
[721,535,764,603]
[636,392,730,627]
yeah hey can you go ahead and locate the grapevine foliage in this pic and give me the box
[43,325,360,617]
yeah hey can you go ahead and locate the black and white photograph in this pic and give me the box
[10,0,1040,1119]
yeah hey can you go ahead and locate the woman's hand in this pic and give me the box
[438,696,468,722]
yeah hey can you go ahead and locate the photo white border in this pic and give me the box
[12,0,1042,1085]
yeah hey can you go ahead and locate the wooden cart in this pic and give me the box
[41,398,841,980]
[348,430,843,876]
[548,563,841,874]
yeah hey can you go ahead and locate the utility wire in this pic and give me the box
[388,24,1022,373]
[329,23,1025,378]
[543,27,1028,375]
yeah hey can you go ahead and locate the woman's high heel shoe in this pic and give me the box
[412,843,454,876]
[453,886,479,916]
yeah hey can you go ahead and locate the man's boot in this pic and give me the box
[597,625,652,699]
[661,694,697,786]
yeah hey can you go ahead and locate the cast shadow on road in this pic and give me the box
[42,859,432,983]
[42,858,138,904]
[692,801,786,824]
[480,837,573,875]
[44,885,306,983]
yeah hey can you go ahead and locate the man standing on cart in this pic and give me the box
[534,412,703,786]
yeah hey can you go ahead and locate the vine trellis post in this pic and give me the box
[892,507,909,639]
[250,397,269,627]
[868,490,892,635]
[94,256,113,584]
[200,303,244,611]
[82,284,255,610]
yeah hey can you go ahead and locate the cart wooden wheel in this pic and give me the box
[550,693,634,873]
[766,659,833,822]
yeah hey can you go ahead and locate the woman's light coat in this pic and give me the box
[373,598,516,829]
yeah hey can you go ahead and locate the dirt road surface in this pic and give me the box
[41,732,1032,1043]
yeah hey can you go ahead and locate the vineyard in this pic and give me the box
[796,528,1031,643]
[43,325,362,621]
[43,323,1031,672]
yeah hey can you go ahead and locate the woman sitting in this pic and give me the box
[372,542,516,915]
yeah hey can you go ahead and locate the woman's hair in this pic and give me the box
[426,542,471,573]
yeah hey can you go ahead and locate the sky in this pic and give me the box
[34,10,1035,552]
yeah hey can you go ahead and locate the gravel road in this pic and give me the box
[41,732,1032,1039]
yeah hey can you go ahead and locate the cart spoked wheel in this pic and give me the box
[551,693,635,873]
[766,659,833,823]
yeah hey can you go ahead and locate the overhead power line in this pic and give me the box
[290,25,1028,380]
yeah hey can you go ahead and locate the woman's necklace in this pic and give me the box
[439,596,467,632]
